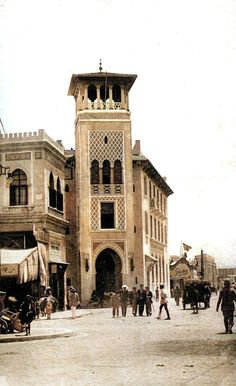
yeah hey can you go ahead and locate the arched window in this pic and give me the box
[112,84,121,102]
[88,84,97,102]
[100,85,109,102]
[114,160,122,184]
[57,177,61,193]
[49,172,56,208]
[49,172,54,189]
[102,160,110,184]
[56,177,63,211]
[91,160,99,184]
[49,174,64,211]
[10,169,28,206]
[65,184,69,193]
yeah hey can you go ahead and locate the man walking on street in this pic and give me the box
[120,285,129,317]
[216,279,235,334]
[137,284,146,316]
[157,284,171,320]
[173,284,181,306]
[145,286,153,316]
[111,291,120,318]
[130,286,138,316]
[68,286,80,319]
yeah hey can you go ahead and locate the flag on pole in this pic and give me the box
[183,242,192,251]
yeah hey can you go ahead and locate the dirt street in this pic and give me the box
[0,295,235,386]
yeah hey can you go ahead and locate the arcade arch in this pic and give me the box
[95,248,122,293]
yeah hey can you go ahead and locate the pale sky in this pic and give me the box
[1,0,236,267]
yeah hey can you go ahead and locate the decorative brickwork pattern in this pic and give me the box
[90,196,126,231]
[89,131,124,167]
[91,199,99,230]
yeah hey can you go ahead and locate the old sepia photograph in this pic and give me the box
[0,1,235,385]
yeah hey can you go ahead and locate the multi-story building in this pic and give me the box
[0,130,69,309]
[67,70,173,302]
[0,69,173,306]
[193,252,218,288]
[217,267,236,287]
[132,140,173,295]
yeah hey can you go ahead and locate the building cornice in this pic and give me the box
[133,157,173,196]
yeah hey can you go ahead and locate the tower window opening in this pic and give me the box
[100,85,109,102]
[114,160,122,184]
[104,136,108,144]
[112,84,121,102]
[102,160,111,184]
[88,84,97,102]
[91,160,99,184]
[101,202,115,229]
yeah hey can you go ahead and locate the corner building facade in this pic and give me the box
[68,71,173,303]
[0,130,69,309]
[0,70,173,307]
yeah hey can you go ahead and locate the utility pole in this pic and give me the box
[0,117,6,134]
[201,249,204,280]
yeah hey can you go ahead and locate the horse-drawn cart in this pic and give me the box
[182,282,211,312]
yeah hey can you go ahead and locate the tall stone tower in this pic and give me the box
[68,69,137,302]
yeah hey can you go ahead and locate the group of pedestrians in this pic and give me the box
[111,284,171,320]
[17,286,58,335]
[36,286,57,320]
[10,279,236,336]
[172,279,236,334]
[16,284,81,336]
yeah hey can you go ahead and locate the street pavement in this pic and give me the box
[0,295,235,386]
[0,309,92,343]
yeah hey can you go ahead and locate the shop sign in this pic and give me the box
[1,264,18,276]
[170,262,192,279]
[49,241,62,261]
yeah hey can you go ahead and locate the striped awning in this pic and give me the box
[0,246,46,285]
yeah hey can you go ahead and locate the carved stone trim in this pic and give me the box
[5,152,31,161]
[35,151,43,159]
[114,241,125,252]
[92,241,103,252]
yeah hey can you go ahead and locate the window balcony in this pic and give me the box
[91,184,123,196]
[87,99,122,110]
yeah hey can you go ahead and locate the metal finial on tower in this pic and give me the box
[99,59,103,72]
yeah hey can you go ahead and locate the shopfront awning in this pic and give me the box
[0,246,46,285]
[48,257,69,265]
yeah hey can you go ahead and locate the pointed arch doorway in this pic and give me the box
[95,248,122,293]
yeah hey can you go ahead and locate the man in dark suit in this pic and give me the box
[216,279,236,334]
[137,284,146,316]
